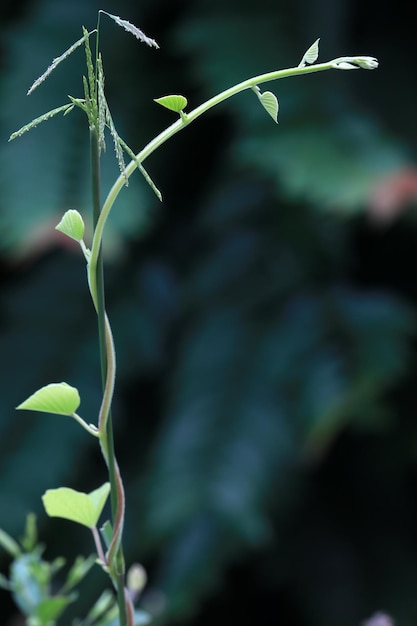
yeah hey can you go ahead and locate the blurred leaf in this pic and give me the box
[84,589,114,622]
[36,595,74,621]
[236,119,408,213]
[64,554,96,590]
[0,572,11,590]
[10,552,52,615]
[20,514,38,553]
[0,528,21,558]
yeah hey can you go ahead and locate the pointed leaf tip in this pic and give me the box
[154,95,188,113]
[42,483,110,528]
[16,382,80,416]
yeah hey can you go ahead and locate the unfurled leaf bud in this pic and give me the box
[333,56,379,71]
[56,209,85,242]
[352,56,379,70]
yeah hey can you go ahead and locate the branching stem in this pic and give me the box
[87,58,360,296]
[83,48,376,626]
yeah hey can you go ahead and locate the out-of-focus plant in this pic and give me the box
[0,5,389,625]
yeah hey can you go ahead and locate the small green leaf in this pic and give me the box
[154,95,188,113]
[298,38,320,67]
[100,520,113,549]
[20,513,38,553]
[16,382,80,416]
[259,91,279,123]
[55,210,85,242]
[42,483,110,529]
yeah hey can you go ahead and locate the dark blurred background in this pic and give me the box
[1,0,417,624]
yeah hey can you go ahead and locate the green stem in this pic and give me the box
[87,58,347,293]
[90,127,128,626]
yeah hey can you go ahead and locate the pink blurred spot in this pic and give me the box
[368,167,417,225]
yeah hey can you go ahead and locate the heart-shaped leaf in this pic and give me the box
[259,91,279,123]
[16,382,80,416]
[154,95,188,113]
[42,483,110,529]
[55,209,85,242]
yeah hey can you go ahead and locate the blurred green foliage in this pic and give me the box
[1,1,417,625]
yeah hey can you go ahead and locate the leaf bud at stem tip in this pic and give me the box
[332,55,379,70]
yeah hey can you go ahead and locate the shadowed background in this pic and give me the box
[1,0,417,624]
